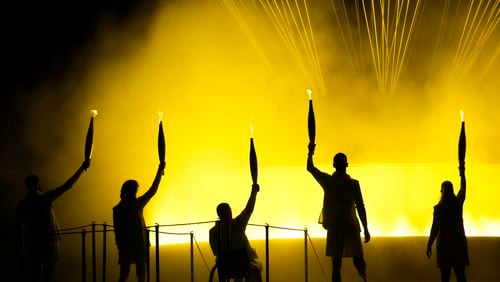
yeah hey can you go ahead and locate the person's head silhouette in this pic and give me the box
[25,174,41,193]
[333,152,348,173]
[121,180,139,199]
[440,180,455,202]
[217,203,232,222]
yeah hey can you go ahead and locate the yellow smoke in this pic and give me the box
[24,1,499,244]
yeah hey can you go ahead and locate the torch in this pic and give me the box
[307,89,316,146]
[158,110,166,175]
[84,110,98,169]
[458,110,466,170]
[249,123,258,185]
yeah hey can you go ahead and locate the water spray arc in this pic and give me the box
[220,0,326,95]
[330,0,424,94]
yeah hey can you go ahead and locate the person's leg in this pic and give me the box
[28,259,42,282]
[331,257,342,282]
[246,262,262,282]
[41,263,55,282]
[440,266,451,282]
[353,257,367,281]
[327,230,344,282]
[118,263,131,282]
[136,262,146,282]
[454,266,467,282]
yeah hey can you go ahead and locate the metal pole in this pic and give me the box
[265,224,269,282]
[92,221,96,282]
[146,229,150,282]
[304,228,308,282]
[190,232,194,282]
[155,224,160,282]
[102,223,107,282]
[81,229,87,282]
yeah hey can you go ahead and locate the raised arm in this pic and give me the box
[235,184,259,225]
[456,167,466,203]
[140,162,166,203]
[45,160,90,201]
[307,143,330,186]
[307,143,316,173]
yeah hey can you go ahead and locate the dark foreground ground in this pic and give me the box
[8,236,500,281]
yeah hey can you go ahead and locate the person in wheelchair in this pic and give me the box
[209,184,262,282]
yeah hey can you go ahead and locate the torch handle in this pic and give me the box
[84,117,94,168]
[158,121,166,175]
[250,138,258,185]
[308,100,316,145]
[458,121,466,169]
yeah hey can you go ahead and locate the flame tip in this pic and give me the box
[306,89,312,100]
[249,123,255,138]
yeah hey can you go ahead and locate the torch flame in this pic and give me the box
[158,109,164,124]
[306,89,312,100]
[90,110,98,117]
[460,110,464,122]
[250,123,254,139]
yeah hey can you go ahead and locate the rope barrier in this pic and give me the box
[58,224,93,232]
[156,220,215,228]
[193,234,211,272]
[58,230,86,236]
[33,220,330,282]
[307,232,329,282]
[156,231,192,236]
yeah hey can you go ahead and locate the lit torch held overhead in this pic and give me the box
[158,110,166,174]
[84,110,98,169]
[249,123,258,185]
[458,110,466,169]
[307,89,316,145]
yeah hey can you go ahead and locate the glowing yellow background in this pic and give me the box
[23,1,498,244]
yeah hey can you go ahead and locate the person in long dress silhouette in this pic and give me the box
[427,166,469,282]
[113,162,165,282]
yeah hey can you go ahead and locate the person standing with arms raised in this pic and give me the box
[113,112,167,282]
[113,162,165,282]
[16,111,95,282]
[307,148,370,282]
[426,111,469,282]
[17,160,90,282]
[305,90,370,282]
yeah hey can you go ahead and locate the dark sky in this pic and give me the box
[1,0,161,257]
[1,1,160,94]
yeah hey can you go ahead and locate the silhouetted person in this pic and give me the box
[307,144,370,282]
[426,166,468,282]
[113,162,165,282]
[16,160,90,282]
[209,184,262,282]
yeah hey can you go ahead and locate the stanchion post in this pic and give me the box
[190,232,194,282]
[265,224,270,282]
[146,229,151,282]
[304,228,308,282]
[155,224,160,282]
[81,229,87,282]
[102,222,107,282]
[91,221,96,282]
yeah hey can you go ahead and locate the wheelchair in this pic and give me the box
[208,247,262,282]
